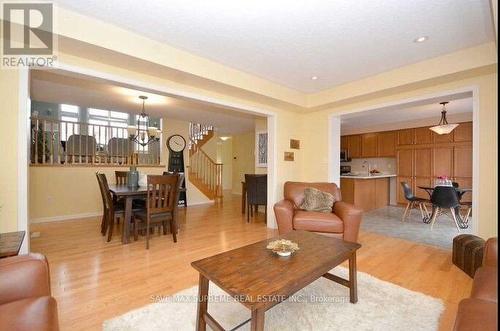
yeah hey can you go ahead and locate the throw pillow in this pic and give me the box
[299,187,335,213]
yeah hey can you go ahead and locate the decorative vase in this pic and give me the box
[127,167,139,188]
[138,173,147,187]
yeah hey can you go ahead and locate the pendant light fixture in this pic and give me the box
[429,102,459,135]
[127,95,161,147]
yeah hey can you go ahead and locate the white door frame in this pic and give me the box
[19,62,279,248]
[328,86,480,235]
[18,67,30,254]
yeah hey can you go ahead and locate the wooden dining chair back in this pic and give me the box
[96,173,124,241]
[96,173,109,236]
[115,171,128,185]
[244,174,267,223]
[430,186,461,231]
[134,174,180,249]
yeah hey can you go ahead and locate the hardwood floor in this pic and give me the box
[30,193,472,330]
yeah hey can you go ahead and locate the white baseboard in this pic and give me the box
[30,212,102,224]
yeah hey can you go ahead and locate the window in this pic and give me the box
[88,108,130,145]
[59,104,80,140]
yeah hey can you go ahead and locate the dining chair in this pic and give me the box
[115,171,128,185]
[133,174,181,249]
[400,182,430,222]
[163,171,187,207]
[244,174,267,223]
[96,173,125,242]
[429,186,461,231]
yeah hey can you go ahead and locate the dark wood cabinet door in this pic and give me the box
[433,147,454,178]
[454,122,472,142]
[361,133,378,157]
[347,135,362,158]
[397,149,414,177]
[377,131,396,157]
[414,148,432,177]
[454,146,472,178]
[414,127,433,144]
[398,129,415,145]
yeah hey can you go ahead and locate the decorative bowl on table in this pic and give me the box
[266,239,300,257]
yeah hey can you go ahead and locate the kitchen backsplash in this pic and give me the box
[341,157,396,174]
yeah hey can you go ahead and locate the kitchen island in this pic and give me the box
[340,174,396,212]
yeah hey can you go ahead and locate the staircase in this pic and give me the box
[188,123,223,200]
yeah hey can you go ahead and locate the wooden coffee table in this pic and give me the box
[191,230,361,331]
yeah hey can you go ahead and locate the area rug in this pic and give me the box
[103,267,444,331]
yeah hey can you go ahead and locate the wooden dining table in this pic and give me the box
[108,184,147,244]
[417,185,472,228]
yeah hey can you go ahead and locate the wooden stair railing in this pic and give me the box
[188,140,223,200]
[187,123,222,200]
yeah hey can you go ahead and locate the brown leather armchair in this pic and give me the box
[274,182,362,243]
[454,237,498,331]
[0,253,59,331]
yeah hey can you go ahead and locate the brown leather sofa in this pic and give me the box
[454,237,498,331]
[274,182,362,243]
[0,253,59,331]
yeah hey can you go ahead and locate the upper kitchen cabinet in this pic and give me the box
[433,130,454,143]
[347,135,362,158]
[453,122,473,142]
[361,133,378,157]
[397,129,415,145]
[377,131,396,157]
[341,135,348,150]
[414,127,433,144]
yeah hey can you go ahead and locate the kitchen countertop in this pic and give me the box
[340,174,397,179]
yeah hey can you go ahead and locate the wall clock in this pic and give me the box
[167,134,186,152]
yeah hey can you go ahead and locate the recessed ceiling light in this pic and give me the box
[311,76,318,80]
[413,36,428,43]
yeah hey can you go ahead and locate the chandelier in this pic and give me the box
[429,102,459,135]
[127,96,161,147]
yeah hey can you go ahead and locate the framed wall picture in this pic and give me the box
[255,131,268,168]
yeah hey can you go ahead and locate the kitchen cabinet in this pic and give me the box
[398,129,414,145]
[433,147,454,178]
[414,148,432,177]
[433,131,454,143]
[340,136,348,151]
[340,177,389,211]
[397,149,413,177]
[347,135,362,158]
[454,122,472,142]
[414,127,433,144]
[377,131,396,157]
[453,146,472,178]
[361,133,378,157]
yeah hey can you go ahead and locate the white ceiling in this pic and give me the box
[341,93,473,134]
[52,0,494,93]
[30,70,260,135]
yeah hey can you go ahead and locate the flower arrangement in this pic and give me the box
[266,239,300,256]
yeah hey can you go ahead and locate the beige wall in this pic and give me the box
[231,132,256,194]
[0,70,21,232]
[28,117,214,222]
[219,139,233,190]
